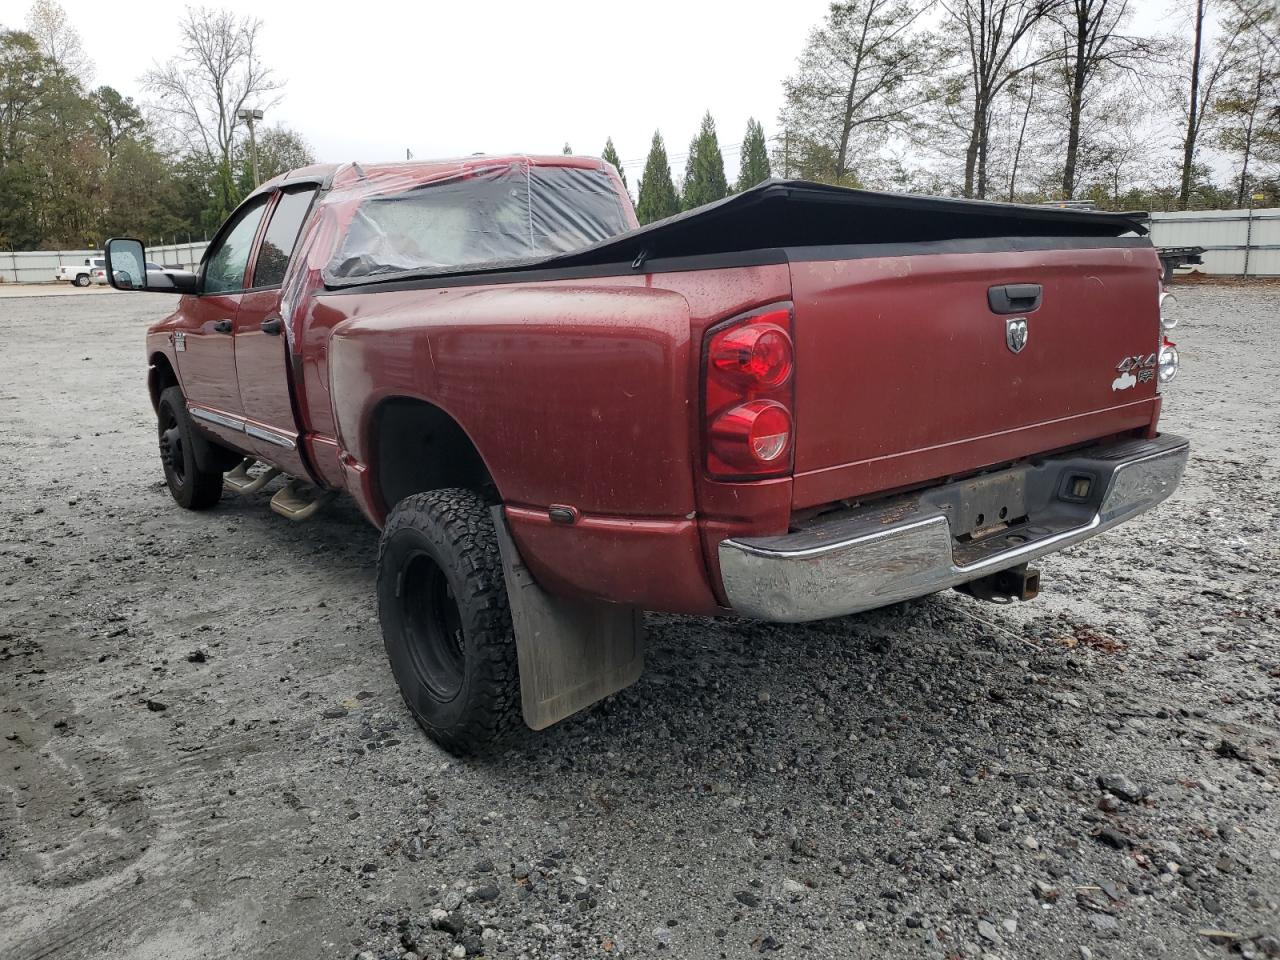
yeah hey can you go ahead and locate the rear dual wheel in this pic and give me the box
[377,489,521,755]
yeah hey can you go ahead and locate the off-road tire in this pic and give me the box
[157,386,223,510]
[377,489,521,755]
[73,273,90,287]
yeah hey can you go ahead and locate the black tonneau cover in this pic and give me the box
[324,178,1149,289]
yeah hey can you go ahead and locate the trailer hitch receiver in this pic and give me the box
[955,564,1041,604]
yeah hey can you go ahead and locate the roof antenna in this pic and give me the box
[351,162,367,180]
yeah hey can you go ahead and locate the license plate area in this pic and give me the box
[938,471,1029,541]
[917,456,1105,567]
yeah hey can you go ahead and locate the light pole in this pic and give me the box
[237,107,264,187]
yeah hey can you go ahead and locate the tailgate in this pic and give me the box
[789,243,1163,510]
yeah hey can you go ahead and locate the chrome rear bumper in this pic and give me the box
[718,434,1189,622]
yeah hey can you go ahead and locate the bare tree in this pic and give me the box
[1076,91,1153,204]
[1006,65,1039,200]
[1177,0,1252,208]
[1178,0,1210,208]
[939,0,1063,198]
[780,0,943,185]
[142,7,280,213]
[1211,0,1279,204]
[25,0,93,82]
[1049,0,1158,198]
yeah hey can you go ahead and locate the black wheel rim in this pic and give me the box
[158,408,185,483]
[400,551,466,701]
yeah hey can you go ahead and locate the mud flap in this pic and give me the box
[491,507,645,730]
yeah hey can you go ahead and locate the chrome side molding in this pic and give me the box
[245,423,297,450]
[189,405,244,432]
[189,404,298,451]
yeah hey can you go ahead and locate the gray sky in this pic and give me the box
[37,0,841,185]
[32,0,1183,186]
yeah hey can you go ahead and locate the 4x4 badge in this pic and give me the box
[1006,317,1029,354]
[1112,352,1157,390]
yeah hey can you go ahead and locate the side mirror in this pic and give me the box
[105,238,199,294]
[104,238,147,290]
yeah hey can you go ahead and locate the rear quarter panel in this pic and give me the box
[327,283,697,518]
[318,264,794,614]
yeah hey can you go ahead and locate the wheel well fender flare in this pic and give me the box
[365,395,501,517]
[148,351,180,412]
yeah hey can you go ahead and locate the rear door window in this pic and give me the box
[251,188,317,288]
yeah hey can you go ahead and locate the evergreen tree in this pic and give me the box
[635,131,680,224]
[681,111,729,209]
[562,142,573,155]
[737,118,772,190]
[601,136,627,191]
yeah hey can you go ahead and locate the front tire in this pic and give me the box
[377,489,521,755]
[157,386,223,510]
[74,273,90,287]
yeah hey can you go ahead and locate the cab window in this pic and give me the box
[204,197,269,294]
[251,187,316,288]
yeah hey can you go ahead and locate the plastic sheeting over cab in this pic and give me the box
[318,170,1148,289]
[321,157,634,284]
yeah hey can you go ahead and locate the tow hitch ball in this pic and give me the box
[955,564,1041,604]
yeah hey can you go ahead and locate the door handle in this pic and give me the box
[213,319,233,334]
[261,317,283,336]
[988,283,1042,314]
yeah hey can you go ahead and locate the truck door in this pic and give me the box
[176,195,270,422]
[233,186,318,473]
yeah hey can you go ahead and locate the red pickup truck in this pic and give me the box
[106,154,1188,753]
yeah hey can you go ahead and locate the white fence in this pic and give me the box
[1148,208,1280,277]
[0,241,209,284]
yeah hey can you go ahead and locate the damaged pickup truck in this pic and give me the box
[106,154,1188,753]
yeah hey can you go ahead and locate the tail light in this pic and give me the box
[703,303,795,478]
[1158,291,1178,331]
[1157,280,1180,391]
[1158,336,1179,385]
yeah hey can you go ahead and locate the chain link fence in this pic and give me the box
[0,242,208,284]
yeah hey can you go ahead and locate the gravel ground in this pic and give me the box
[1,284,1277,960]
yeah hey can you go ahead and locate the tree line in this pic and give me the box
[3,0,1277,247]
[0,1,312,250]
[616,0,1277,223]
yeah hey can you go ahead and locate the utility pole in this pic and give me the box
[237,107,264,187]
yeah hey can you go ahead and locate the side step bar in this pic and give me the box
[222,459,336,522]
[270,479,336,522]
[223,458,280,495]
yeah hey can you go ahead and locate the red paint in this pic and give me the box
[504,507,718,615]
[788,248,1164,509]
[144,157,1167,616]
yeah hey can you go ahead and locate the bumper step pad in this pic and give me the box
[718,433,1190,622]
